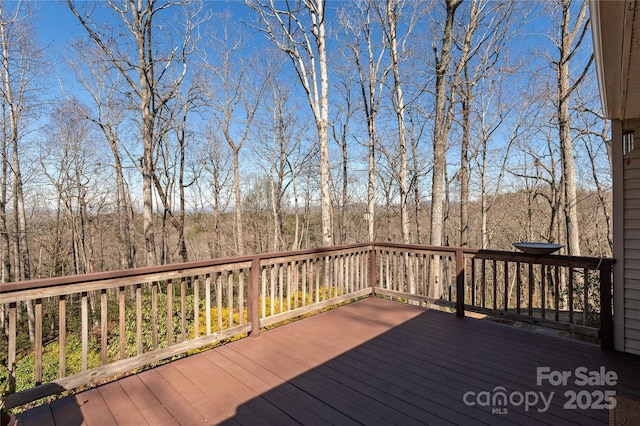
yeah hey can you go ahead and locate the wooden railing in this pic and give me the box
[371,243,613,348]
[0,242,614,409]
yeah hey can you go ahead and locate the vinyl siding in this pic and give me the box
[624,144,640,355]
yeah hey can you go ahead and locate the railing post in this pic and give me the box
[599,260,614,350]
[456,249,465,318]
[369,246,377,298]
[248,257,261,338]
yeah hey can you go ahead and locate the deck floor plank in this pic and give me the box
[257,326,464,425]
[97,380,150,425]
[154,362,241,425]
[17,297,640,425]
[262,321,509,426]
[136,368,208,425]
[171,348,296,426]
[116,374,177,425]
[213,346,357,425]
[15,402,55,426]
[62,388,114,425]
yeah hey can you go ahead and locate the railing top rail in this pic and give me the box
[0,242,375,295]
[0,241,613,296]
[463,248,614,269]
[371,242,614,270]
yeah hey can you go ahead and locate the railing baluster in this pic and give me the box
[238,270,245,325]
[180,279,187,342]
[528,263,534,318]
[583,268,589,327]
[516,262,521,315]
[569,267,574,324]
[152,282,158,349]
[248,258,260,337]
[227,271,234,328]
[503,261,508,311]
[81,292,88,372]
[492,260,497,309]
[471,258,476,306]
[136,284,143,355]
[217,273,223,331]
[59,296,66,377]
[166,280,173,346]
[270,265,276,316]
[286,262,292,312]
[455,249,464,318]
[481,259,486,308]
[193,277,200,338]
[302,260,307,307]
[541,265,546,319]
[260,268,266,318]
[8,302,16,392]
[119,286,126,359]
[278,264,284,313]
[35,298,42,384]
[554,266,560,322]
[206,275,212,334]
[100,289,107,365]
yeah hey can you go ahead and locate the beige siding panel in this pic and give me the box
[624,197,640,207]
[624,194,640,204]
[624,167,640,180]
[624,248,640,258]
[624,288,640,301]
[622,162,639,353]
[625,299,640,311]
[624,258,640,274]
[625,338,640,355]
[624,209,640,219]
[626,277,640,290]
[625,317,640,331]
[626,179,640,189]
[624,219,640,230]
[624,327,640,342]
[624,238,640,249]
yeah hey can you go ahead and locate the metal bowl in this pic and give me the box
[512,242,563,255]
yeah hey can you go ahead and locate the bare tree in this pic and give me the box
[377,0,416,245]
[204,13,266,256]
[553,0,593,256]
[67,42,136,269]
[39,99,106,275]
[0,0,44,344]
[431,0,462,252]
[68,0,200,265]
[339,0,390,243]
[198,124,233,258]
[248,0,332,246]
[455,0,523,247]
[254,68,314,251]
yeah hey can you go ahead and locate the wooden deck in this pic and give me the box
[15,297,640,425]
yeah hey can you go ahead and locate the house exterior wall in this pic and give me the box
[614,119,640,354]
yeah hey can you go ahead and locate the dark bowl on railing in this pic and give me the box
[512,242,563,255]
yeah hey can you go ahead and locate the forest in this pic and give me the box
[0,0,611,283]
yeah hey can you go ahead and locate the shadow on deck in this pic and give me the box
[16,297,640,425]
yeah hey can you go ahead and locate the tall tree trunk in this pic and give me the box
[232,147,244,255]
[556,0,591,256]
[430,0,462,297]
[0,101,11,282]
[316,3,332,247]
[1,11,34,344]
[460,81,471,248]
[386,0,410,245]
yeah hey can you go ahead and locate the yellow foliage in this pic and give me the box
[190,286,343,338]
